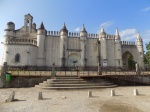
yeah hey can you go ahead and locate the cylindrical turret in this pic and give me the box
[100,26,107,66]
[5,22,15,30]
[136,32,144,67]
[115,28,122,66]
[37,22,46,66]
[80,24,87,67]
[136,32,143,46]
[3,22,15,64]
[60,23,68,66]
[4,22,15,43]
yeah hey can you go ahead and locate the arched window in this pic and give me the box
[15,53,20,63]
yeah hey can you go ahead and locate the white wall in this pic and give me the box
[3,45,37,66]
[45,36,60,66]
[68,37,80,50]
[86,39,98,66]
[106,39,115,66]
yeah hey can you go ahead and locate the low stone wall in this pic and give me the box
[104,75,150,86]
[0,76,50,88]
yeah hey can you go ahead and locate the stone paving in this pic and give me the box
[0,87,150,112]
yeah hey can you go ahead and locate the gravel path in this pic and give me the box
[0,86,150,112]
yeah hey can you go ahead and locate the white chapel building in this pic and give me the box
[2,14,144,67]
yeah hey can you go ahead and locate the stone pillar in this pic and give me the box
[133,89,139,96]
[6,91,15,102]
[51,63,56,79]
[111,89,115,96]
[135,63,140,75]
[88,91,92,98]
[38,92,43,100]
[0,62,7,88]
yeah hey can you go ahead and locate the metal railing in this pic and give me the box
[6,65,142,71]
[0,65,150,85]
[4,65,149,76]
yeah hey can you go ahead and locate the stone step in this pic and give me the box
[54,76,80,79]
[43,80,87,84]
[35,76,117,89]
[35,85,118,89]
[43,80,110,84]
[39,82,113,87]
[47,79,84,82]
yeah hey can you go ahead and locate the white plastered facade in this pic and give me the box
[2,14,145,67]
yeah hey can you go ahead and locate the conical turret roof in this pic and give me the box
[101,26,105,33]
[38,22,45,30]
[115,27,119,36]
[137,32,141,39]
[62,23,67,30]
[81,24,87,32]
[61,22,68,32]
[115,27,121,40]
[100,26,106,36]
[136,32,142,41]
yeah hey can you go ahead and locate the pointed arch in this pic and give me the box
[15,53,20,63]
[67,53,80,66]
[122,51,136,69]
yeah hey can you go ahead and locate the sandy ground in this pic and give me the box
[0,86,150,112]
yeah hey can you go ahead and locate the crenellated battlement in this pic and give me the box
[68,32,80,37]
[46,31,136,46]
[121,41,135,45]
[47,31,100,39]
[87,33,99,38]
[106,34,115,39]
[47,31,60,36]
[5,38,37,46]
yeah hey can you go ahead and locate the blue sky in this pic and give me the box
[0,0,150,65]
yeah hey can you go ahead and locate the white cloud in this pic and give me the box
[141,30,150,42]
[141,6,150,12]
[119,28,138,40]
[120,29,150,42]
[100,21,113,28]
[74,27,80,32]
[97,21,114,33]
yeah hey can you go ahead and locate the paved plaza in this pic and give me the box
[0,86,150,112]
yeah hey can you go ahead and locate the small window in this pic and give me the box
[15,53,20,63]
[27,19,29,26]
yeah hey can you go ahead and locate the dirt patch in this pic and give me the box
[100,103,142,112]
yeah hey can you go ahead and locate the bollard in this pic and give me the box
[133,89,139,96]
[111,90,115,96]
[6,91,15,102]
[38,92,43,100]
[62,96,67,99]
[88,91,92,98]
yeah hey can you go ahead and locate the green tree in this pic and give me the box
[128,54,136,70]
